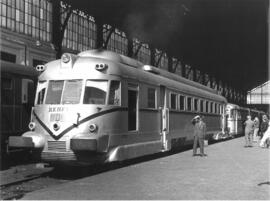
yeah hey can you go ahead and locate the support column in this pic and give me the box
[268,1,270,83]
[150,45,155,66]
[181,64,186,78]
[103,26,115,49]
[52,0,72,59]
[168,55,173,72]
[193,69,197,82]
[52,0,61,58]
[201,72,206,85]
[96,18,104,49]
[127,36,133,57]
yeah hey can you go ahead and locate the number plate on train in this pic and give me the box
[50,113,63,122]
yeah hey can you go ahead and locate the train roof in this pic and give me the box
[0,60,39,77]
[78,49,220,95]
[42,50,227,103]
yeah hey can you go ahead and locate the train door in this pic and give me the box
[160,85,169,151]
[128,84,138,131]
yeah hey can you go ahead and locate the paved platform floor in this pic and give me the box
[22,137,270,200]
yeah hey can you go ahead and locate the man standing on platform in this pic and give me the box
[192,115,207,157]
[243,115,254,147]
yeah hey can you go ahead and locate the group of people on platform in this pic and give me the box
[191,113,270,158]
[243,114,269,148]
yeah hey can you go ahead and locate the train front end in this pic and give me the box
[9,51,122,165]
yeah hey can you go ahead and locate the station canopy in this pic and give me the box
[247,81,270,104]
[62,0,268,92]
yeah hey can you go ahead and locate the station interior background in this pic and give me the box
[0,0,269,112]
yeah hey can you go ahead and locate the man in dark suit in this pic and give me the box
[192,115,207,157]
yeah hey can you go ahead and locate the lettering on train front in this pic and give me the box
[48,107,68,113]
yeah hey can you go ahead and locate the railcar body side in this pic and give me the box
[8,50,227,165]
[225,103,265,137]
[225,103,249,136]
[1,60,38,152]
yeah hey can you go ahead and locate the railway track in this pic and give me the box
[0,163,55,200]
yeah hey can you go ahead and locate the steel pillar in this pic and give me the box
[52,0,72,59]
[95,19,104,49]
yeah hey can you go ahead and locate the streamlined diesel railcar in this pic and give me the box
[9,50,227,165]
[1,60,38,153]
[225,103,265,137]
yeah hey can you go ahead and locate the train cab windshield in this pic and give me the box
[36,80,120,105]
[45,80,83,104]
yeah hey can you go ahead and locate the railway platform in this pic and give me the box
[22,137,270,200]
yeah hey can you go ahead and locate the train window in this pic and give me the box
[237,111,241,120]
[217,104,220,114]
[1,77,13,105]
[194,99,198,112]
[147,88,156,108]
[45,81,64,104]
[62,80,83,104]
[109,81,121,106]
[206,101,209,113]
[220,105,223,114]
[36,81,47,105]
[187,97,192,111]
[2,77,12,90]
[200,100,204,112]
[83,80,108,105]
[0,51,16,63]
[179,95,185,110]
[170,93,177,109]
[214,103,217,114]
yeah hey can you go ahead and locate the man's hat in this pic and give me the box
[193,115,200,120]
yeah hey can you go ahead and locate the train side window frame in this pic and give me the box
[210,102,213,113]
[179,94,185,111]
[2,77,13,90]
[187,96,192,111]
[194,98,198,112]
[147,87,157,109]
[170,92,177,110]
[200,99,204,113]
[219,104,222,114]
[36,80,47,105]
[1,77,14,105]
[108,80,121,106]
[205,101,209,113]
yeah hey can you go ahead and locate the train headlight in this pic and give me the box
[53,122,60,131]
[61,53,71,63]
[28,122,36,131]
[35,65,46,72]
[95,63,108,71]
[89,124,98,133]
